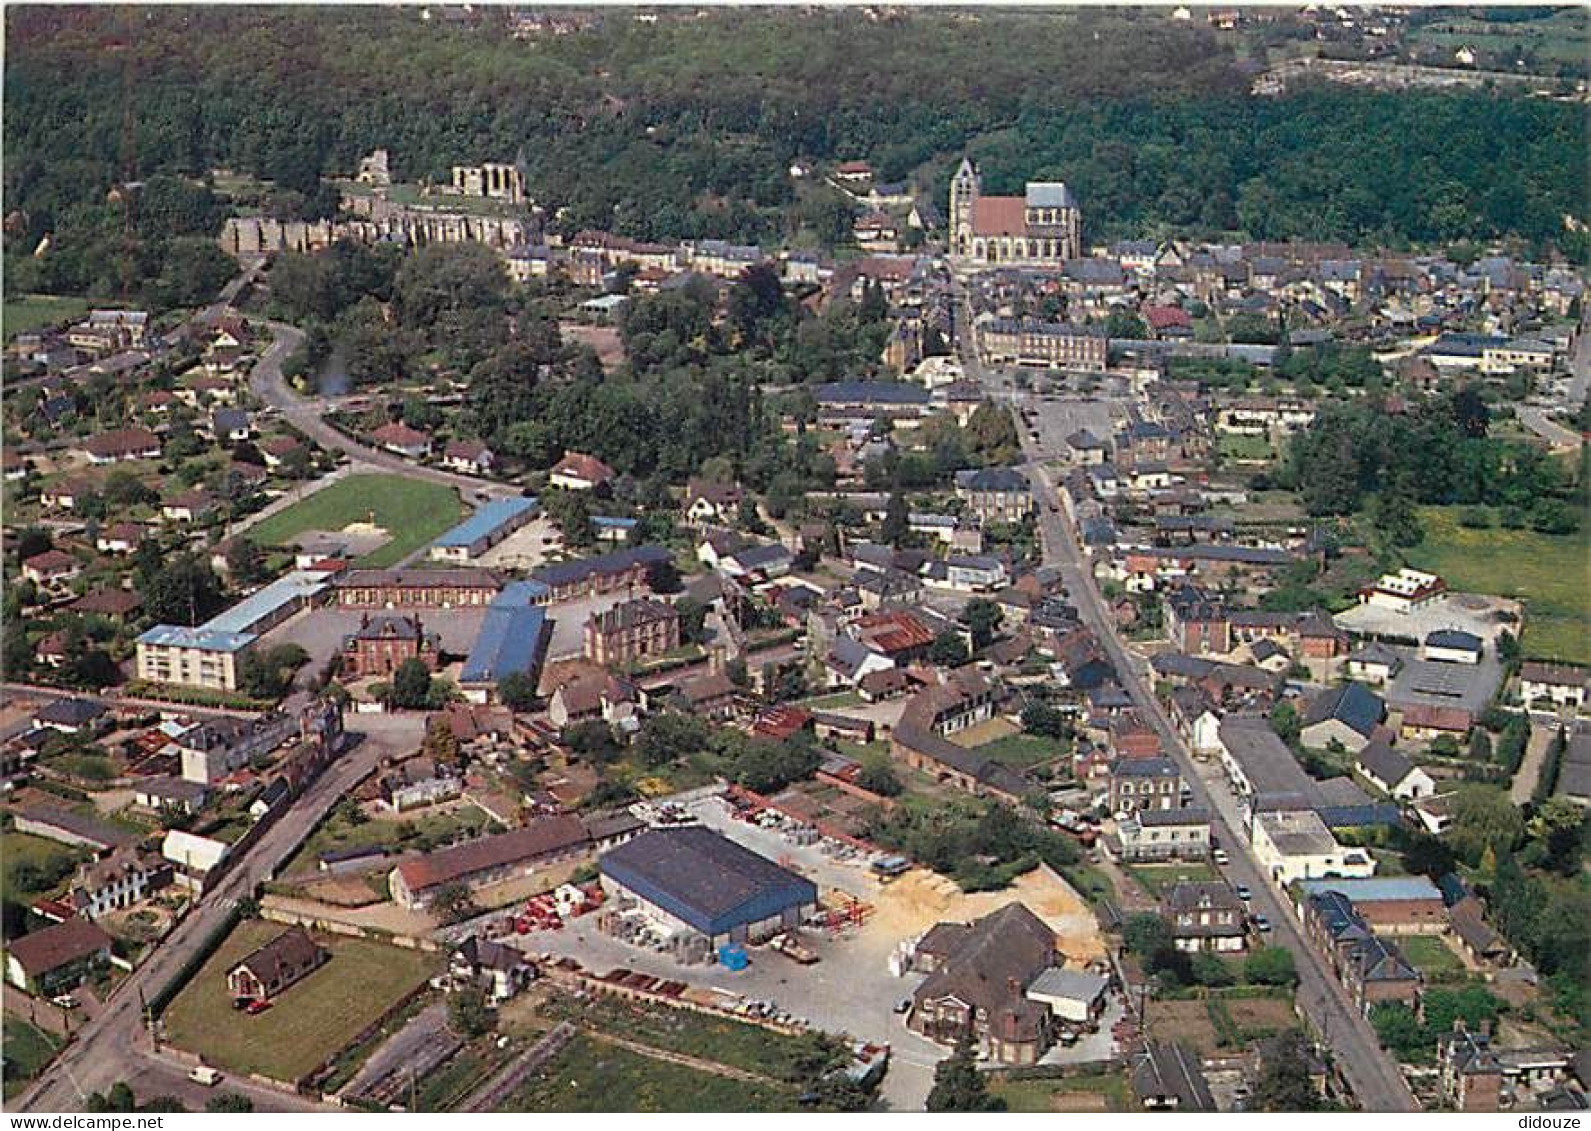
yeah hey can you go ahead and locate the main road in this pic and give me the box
[950,283,1418,1112]
[18,714,423,1113]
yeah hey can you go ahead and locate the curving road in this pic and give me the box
[950,278,1418,1112]
[247,318,516,499]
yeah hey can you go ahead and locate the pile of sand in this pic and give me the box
[864,864,1106,964]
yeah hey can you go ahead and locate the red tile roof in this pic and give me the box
[970,196,1028,237]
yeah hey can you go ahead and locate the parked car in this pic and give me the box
[244,998,273,1015]
[188,1066,222,1087]
[1252,914,1272,933]
[894,998,913,1015]
[1212,848,1230,865]
[1236,884,1252,902]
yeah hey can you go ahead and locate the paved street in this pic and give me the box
[951,279,1419,1112]
[18,713,424,1113]
[248,318,516,499]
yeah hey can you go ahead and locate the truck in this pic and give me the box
[188,1065,222,1087]
[770,932,819,965]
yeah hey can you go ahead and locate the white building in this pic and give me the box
[1250,810,1375,886]
[1356,568,1445,615]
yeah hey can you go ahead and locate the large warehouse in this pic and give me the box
[598,827,818,951]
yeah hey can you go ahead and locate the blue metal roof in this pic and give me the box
[433,496,538,548]
[460,595,548,685]
[137,624,257,653]
[203,570,330,636]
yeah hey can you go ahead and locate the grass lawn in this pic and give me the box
[2,1016,62,1100]
[247,474,465,568]
[1,832,88,905]
[796,690,863,710]
[1217,433,1274,462]
[3,294,89,339]
[284,803,496,877]
[991,1070,1131,1112]
[967,732,1068,769]
[162,919,437,1083]
[1406,507,1591,665]
[502,1033,799,1112]
[1126,862,1217,897]
[1399,934,1466,980]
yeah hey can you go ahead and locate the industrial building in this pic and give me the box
[598,827,818,957]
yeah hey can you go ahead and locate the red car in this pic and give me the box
[244,998,273,1015]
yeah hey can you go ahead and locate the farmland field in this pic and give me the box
[162,919,437,1083]
[246,473,465,568]
[501,1033,798,1112]
[1406,507,1591,666]
[3,294,90,339]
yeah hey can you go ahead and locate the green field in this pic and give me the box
[502,1033,799,1113]
[2,1015,62,1100]
[1125,862,1217,897]
[3,294,90,340]
[990,1070,1132,1112]
[1217,433,1274,462]
[162,919,437,1083]
[246,474,465,568]
[1408,10,1588,69]
[1406,507,1591,665]
[1398,935,1466,981]
[968,733,1068,769]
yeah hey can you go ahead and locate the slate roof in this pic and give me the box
[1356,739,1415,789]
[1303,683,1385,739]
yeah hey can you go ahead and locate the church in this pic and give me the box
[949,157,1081,268]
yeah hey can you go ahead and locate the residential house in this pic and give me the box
[441,439,495,475]
[4,918,115,994]
[1108,756,1184,815]
[1165,880,1246,953]
[549,451,615,492]
[1300,683,1385,752]
[371,421,432,459]
[1355,739,1437,801]
[450,935,535,1003]
[1520,662,1586,713]
[909,903,1059,1065]
[1116,807,1210,863]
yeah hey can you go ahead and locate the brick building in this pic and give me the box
[341,614,441,678]
[584,598,681,666]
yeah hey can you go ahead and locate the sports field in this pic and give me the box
[162,919,437,1083]
[247,474,465,568]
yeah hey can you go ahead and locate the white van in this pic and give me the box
[188,1065,222,1087]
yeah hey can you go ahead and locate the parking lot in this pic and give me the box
[1332,591,1519,646]
[475,516,560,572]
[259,605,491,671]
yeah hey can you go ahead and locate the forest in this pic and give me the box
[3,5,1587,300]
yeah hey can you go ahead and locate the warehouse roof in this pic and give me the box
[433,496,538,549]
[460,591,549,686]
[599,827,817,937]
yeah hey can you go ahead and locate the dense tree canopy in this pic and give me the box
[5,7,1584,284]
